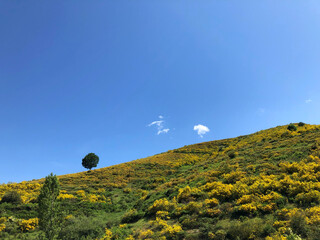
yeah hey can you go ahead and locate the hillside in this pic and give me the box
[1,123,320,239]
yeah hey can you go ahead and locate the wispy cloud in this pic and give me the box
[193,124,210,138]
[148,120,163,127]
[148,116,170,135]
[305,99,312,104]
[158,128,169,135]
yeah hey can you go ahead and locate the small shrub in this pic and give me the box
[290,212,308,238]
[226,218,264,240]
[228,152,236,159]
[177,186,205,203]
[121,209,143,223]
[0,191,22,204]
[281,131,292,138]
[148,198,176,215]
[204,198,219,208]
[295,190,320,206]
[298,122,305,127]
[262,224,276,237]
[287,124,297,131]
[180,215,200,229]
[223,171,244,184]
[214,229,227,240]
[59,216,105,240]
[183,201,203,214]
[18,218,38,232]
[110,225,132,239]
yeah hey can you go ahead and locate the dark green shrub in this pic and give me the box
[281,131,291,138]
[287,124,297,131]
[111,226,132,240]
[59,216,105,240]
[180,215,200,229]
[197,221,216,239]
[226,218,264,240]
[308,225,320,240]
[121,208,143,223]
[228,152,236,159]
[298,122,305,127]
[184,232,201,240]
[290,211,308,238]
[262,224,276,237]
[0,191,22,204]
[214,229,227,240]
[0,219,20,235]
[275,197,287,209]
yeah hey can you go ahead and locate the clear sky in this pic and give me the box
[1,1,320,183]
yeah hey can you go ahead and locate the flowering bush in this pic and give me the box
[148,198,176,215]
[177,186,202,203]
[18,218,38,232]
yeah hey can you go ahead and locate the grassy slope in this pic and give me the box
[1,123,320,239]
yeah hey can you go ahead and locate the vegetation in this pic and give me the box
[38,173,61,240]
[82,153,100,171]
[287,123,297,131]
[1,123,320,239]
[0,191,22,204]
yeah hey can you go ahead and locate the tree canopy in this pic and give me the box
[38,173,61,240]
[82,153,99,170]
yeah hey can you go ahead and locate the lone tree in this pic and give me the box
[38,173,62,240]
[287,123,297,131]
[82,153,99,170]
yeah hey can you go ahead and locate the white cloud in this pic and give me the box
[305,99,312,104]
[148,116,170,135]
[148,120,163,127]
[158,128,169,135]
[193,124,210,137]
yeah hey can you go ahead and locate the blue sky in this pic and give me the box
[1,1,320,183]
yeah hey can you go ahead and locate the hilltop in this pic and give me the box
[1,123,320,239]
